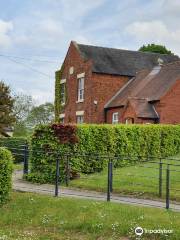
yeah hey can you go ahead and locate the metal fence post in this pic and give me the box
[166,164,170,209]
[23,143,28,175]
[107,160,112,201]
[65,154,70,187]
[159,158,163,197]
[110,160,113,193]
[55,158,60,197]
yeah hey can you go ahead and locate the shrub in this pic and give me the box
[0,147,13,204]
[51,124,79,144]
[27,125,79,183]
[0,137,27,163]
[27,124,180,183]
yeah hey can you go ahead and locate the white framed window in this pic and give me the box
[77,77,84,102]
[60,83,66,105]
[76,111,84,123]
[112,112,119,124]
[77,115,84,124]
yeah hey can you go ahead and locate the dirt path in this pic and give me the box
[13,171,180,212]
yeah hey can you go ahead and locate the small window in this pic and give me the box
[77,77,84,101]
[112,112,119,124]
[69,66,74,75]
[77,115,84,124]
[125,118,134,124]
[60,83,66,104]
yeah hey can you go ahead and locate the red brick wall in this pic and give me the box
[106,104,137,124]
[60,42,130,123]
[122,103,137,123]
[106,104,155,124]
[106,108,124,123]
[60,42,93,123]
[59,42,180,125]
[106,78,180,125]
[91,73,129,123]
[154,79,180,124]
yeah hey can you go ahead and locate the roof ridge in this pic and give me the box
[76,41,179,57]
[72,40,179,77]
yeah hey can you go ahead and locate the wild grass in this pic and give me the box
[0,192,179,239]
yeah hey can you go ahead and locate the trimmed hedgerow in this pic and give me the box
[27,124,79,183]
[0,147,13,204]
[0,137,27,163]
[27,124,180,183]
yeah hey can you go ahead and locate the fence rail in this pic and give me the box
[2,144,180,210]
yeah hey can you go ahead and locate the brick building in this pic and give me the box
[105,62,180,124]
[56,41,179,124]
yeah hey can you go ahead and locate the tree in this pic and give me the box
[139,43,173,55]
[13,94,34,122]
[13,121,29,137]
[26,102,54,129]
[13,93,35,137]
[0,81,15,136]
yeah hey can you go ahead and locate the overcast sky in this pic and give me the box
[0,0,180,104]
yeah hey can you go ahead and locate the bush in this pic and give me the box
[27,125,79,183]
[0,137,27,163]
[27,124,180,183]
[0,147,13,204]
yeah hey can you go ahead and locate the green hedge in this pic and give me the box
[0,147,13,204]
[0,137,27,163]
[27,125,73,183]
[27,124,180,183]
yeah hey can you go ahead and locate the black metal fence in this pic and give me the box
[3,142,180,210]
[5,144,29,174]
[106,156,180,210]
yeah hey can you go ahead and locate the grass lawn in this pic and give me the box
[0,192,179,240]
[69,157,180,201]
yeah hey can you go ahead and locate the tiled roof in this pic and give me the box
[105,61,180,113]
[76,42,179,76]
[128,98,159,119]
